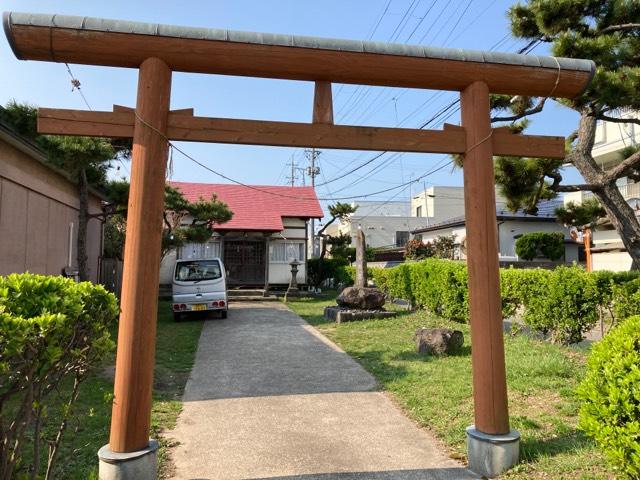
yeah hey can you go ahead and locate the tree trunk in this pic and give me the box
[319,235,328,259]
[593,183,640,269]
[77,168,89,281]
[570,111,640,269]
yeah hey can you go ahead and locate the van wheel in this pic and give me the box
[173,312,182,322]
[220,310,227,319]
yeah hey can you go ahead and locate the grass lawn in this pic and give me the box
[287,293,612,480]
[38,300,203,479]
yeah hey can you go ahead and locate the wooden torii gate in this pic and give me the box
[4,12,594,479]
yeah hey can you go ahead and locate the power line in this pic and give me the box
[316,98,460,188]
[389,0,422,42]
[64,63,92,111]
[337,0,433,123]
[63,63,131,178]
[404,0,441,43]
[367,0,394,40]
[440,0,475,46]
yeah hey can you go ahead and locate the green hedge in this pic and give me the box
[0,273,118,478]
[307,257,350,288]
[577,315,640,478]
[339,259,640,345]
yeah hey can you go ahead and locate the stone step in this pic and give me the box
[228,295,279,302]
[228,289,266,297]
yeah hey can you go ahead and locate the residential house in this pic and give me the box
[411,199,580,264]
[563,109,640,271]
[329,187,507,251]
[411,186,468,225]
[0,120,104,282]
[332,200,429,249]
[159,182,323,289]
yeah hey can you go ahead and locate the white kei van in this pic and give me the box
[172,258,228,321]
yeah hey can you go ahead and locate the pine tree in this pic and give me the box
[494,0,640,267]
[316,202,358,259]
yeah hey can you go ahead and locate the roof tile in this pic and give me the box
[169,182,323,232]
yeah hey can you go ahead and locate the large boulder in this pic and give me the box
[414,328,464,356]
[336,287,386,310]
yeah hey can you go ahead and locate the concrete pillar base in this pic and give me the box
[466,426,520,478]
[98,439,158,480]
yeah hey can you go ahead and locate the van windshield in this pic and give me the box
[175,260,222,282]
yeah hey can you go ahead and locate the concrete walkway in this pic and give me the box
[169,302,478,480]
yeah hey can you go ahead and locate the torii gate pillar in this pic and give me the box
[461,81,520,477]
[98,57,172,480]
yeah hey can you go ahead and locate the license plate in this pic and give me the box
[192,304,207,311]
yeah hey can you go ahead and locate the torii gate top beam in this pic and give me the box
[4,12,594,98]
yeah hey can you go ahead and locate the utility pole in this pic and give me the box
[423,181,430,227]
[286,155,297,187]
[305,148,321,257]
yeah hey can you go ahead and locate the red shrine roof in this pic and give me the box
[169,181,323,232]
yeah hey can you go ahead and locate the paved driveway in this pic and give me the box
[169,302,478,480]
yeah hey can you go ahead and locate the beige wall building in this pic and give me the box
[0,122,103,282]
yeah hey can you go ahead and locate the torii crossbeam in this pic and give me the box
[4,11,594,480]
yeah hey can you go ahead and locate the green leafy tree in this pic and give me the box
[0,102,122,280]
[105,182,233,259]
[317,202,358,259]
[493,1,640,267]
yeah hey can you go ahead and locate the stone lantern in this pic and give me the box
[284,259,302,301]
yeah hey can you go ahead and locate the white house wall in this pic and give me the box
[592,251,633,272]
[592,110,640,167]
[420,220,576,262]
[158,217,309,286]
[340,216,430,249]
[411,186,506,223]
[497,221,570,258]
[271,217,307,285]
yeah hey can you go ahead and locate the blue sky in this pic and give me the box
[0,0,584,217]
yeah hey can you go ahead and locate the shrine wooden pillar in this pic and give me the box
[460,81,510,436]
[109,57,172,453]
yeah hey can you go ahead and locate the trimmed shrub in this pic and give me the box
[409,259,468,321]
[515,232,565,261]
[612,277,640,322]
[0,274,118,479]
[404,239,435,260]
[524,266,599,344]
[577,315,640,478]
[499,267,551,318]
[307,257,349,288]
[592,271,640,320]
[369,267,389,292]
[338,258,640,344]
[385,263,414,303]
